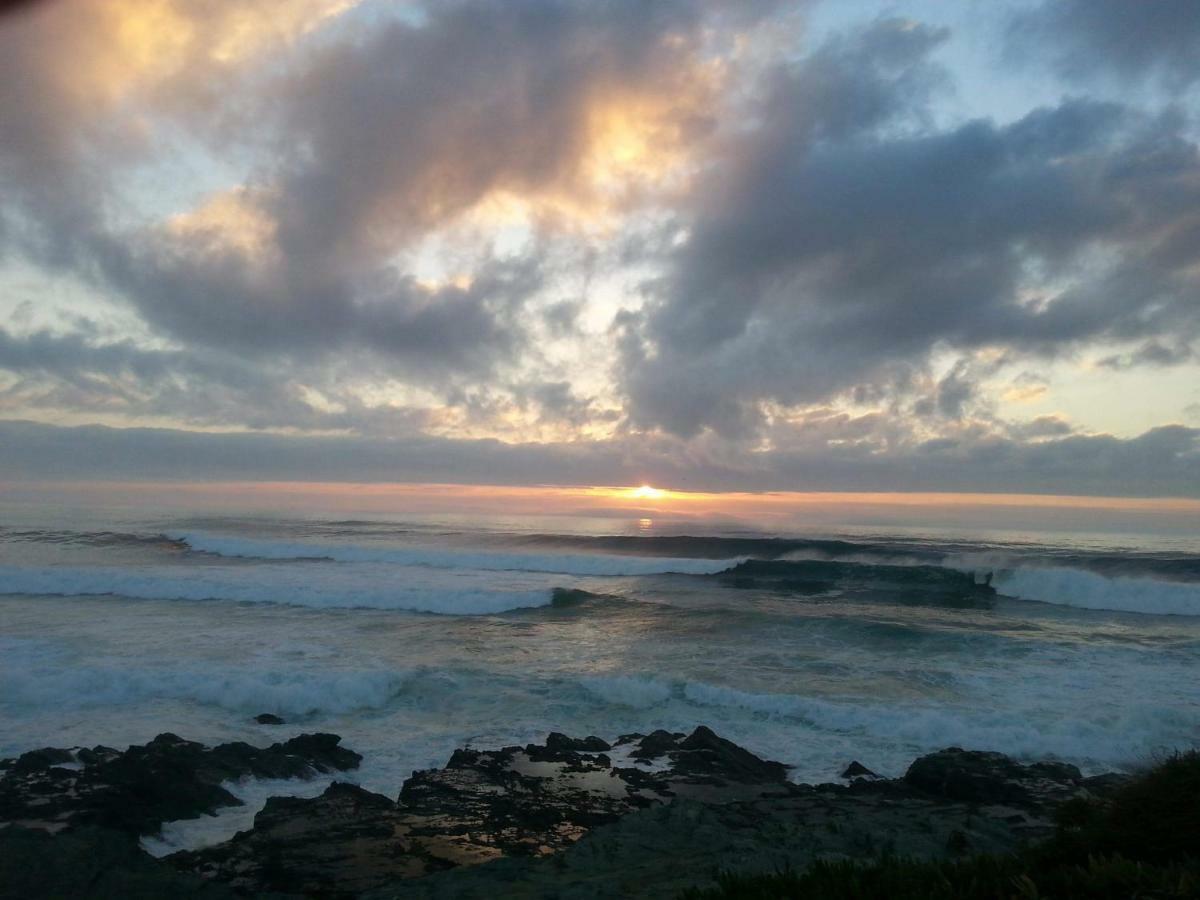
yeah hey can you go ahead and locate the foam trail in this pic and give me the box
[996,567,1200,616]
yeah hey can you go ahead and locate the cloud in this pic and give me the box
[0,0,353,260]
[1009,414,1073,440]
[621,18,1200,437]
[1097,341,1194,371]
[1,1,1198,499]
[1011,0,1200,87]
[1,418,1197,499]
[3,0,755,403]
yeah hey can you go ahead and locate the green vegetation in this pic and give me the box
[681,751,1200,900]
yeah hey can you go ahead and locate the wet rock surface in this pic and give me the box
[2,729,1127,899]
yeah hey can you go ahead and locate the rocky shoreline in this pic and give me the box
[0,726,1137,898]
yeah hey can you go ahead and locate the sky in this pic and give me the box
[1,0,1199,504]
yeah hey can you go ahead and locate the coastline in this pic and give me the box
[6,723,1192,899]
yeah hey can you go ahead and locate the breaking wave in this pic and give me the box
[575,673,1199,768]
[993,567,1200,617]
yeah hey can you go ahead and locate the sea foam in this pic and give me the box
[996,567,1200,616]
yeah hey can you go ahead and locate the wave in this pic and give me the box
[574,674,1199,769]
[2,664,420,717]
[2,529,184,551]
[714,558,995,606]
[994,567,1200,617]
[707,558,1200,617]
[170,532,739,576]
[0,565,553,615]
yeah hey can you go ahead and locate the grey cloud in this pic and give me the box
[1009,414,1073,440]
[1097,341,1194,371]
[622,17,1200,437]
[0,326,352,430]
[1011,0,1200,87]
[1,418,1197,499]
[4,0,752,395]
[270,0,714,265]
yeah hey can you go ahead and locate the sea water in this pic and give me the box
[1,505,1197,855]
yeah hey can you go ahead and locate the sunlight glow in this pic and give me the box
[629,484,666,500]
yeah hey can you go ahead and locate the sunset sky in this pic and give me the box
[1,0,1199,504]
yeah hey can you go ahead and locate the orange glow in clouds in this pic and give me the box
[628,485,667,500]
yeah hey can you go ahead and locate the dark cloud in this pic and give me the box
[1011,0,1200,87]
[622,18,1200,437]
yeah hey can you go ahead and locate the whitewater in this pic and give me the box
[1,506,1198,854]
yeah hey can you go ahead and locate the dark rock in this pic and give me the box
[75,745,121,767]
[673,726,789,783]
[629,729,681,759]
[0,825,237,900]
[254,713,286,725]
[0,732,361,839]
[1081,772,1133,797]
[10,748,76,775]
[842,760,881,780]
[904,748,1082,808]
[545,732,611,753]
[6,730,1108,900]
[166,726,792,896]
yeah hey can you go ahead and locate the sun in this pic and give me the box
[630,484,666,500]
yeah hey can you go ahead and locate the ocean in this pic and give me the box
[1,504,1198,855]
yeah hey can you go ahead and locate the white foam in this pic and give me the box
[141,773,340,857]
[995,567,1200,616]
[171,532,739,576]
[578,674,674,708]
[678,678,1198,772]
[0,564,552,615]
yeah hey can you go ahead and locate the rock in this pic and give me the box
[8,748,76,775]
[166,727,794,897]
[628,729,681,759]
[4,729,1123,900]
[673,726,789,783]
[254,713,286,725]
[0,825,237,900]
[841,760,881,781]
[0,732,361,839]
[904,747,1082,808]
[545,732,611,753]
